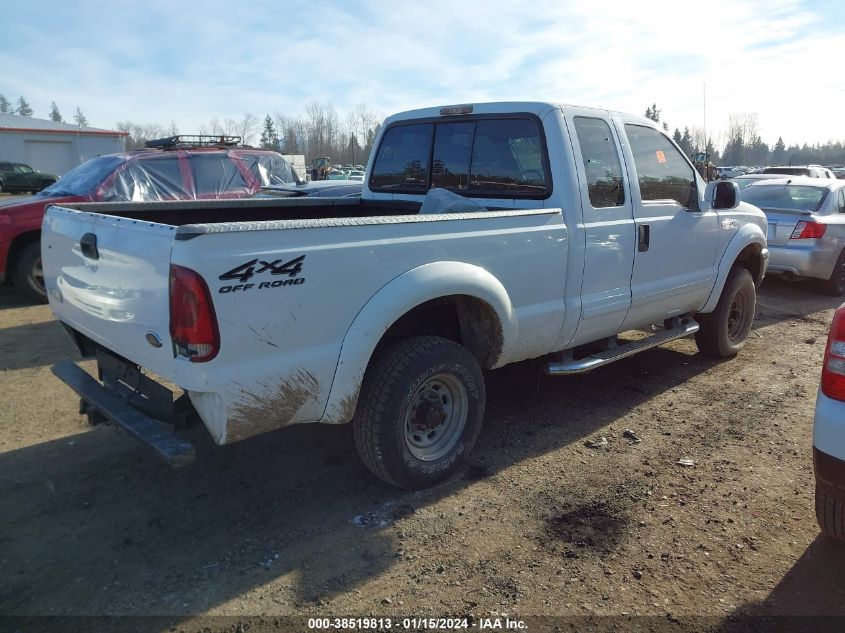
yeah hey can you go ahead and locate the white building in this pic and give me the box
[281,154,307,180]
[0,114,127,176]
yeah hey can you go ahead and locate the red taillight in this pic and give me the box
[822,305,845,401]
[169,264,220,362]
[790,221,827,240]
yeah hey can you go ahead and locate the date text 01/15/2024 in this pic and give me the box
[306,617,527,630]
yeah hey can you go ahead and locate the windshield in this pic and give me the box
[40,156,125,196]
[741,184,828,211]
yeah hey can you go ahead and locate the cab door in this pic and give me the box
[564,109,636,346]
[616,119,718,329]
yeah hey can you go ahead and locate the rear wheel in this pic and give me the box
[12,241,47,303]
[816,483,845,542]
[695,267,756,358]
[822,250,845,297]
[353,335,485,489]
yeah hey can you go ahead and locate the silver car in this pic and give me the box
[732,173,786,189]
[741,177,845,295]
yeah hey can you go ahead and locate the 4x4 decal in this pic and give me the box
[217,255,306,294]
[219,255,305,283]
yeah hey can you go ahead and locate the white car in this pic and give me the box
[814,302,845,541]
[763,165,837,179]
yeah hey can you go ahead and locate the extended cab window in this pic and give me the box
[625,124,695,208]
[573,117,625,208]
[370,117,550,198]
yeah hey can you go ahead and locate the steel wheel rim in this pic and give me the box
[32,257,45,290]
[727,292,747,341]
[404,373,468,462]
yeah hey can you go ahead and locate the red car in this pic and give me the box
[0,136,300,302]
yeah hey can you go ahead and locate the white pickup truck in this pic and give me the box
[43,102,769,489]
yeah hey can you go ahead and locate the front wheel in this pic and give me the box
[353,335,486,489]
[12,241,48,303]
[695,267,756,358]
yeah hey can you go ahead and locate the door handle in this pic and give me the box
[80,233,99,260]
[638,224,650,252]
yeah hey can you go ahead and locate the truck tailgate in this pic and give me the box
[42,205,177,377]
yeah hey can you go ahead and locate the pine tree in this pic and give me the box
[771,137,786,165]
[49,101,62,122]
[0,94,11,114]
[259,115,278,149]
[681,128,693,155]
[73,107,88,127]
[16,96,33,117]
[644,103,661,122]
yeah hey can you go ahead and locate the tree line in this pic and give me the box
[645,103,845,167]
[116,102,383,167]
[0,93,89,127]
[5,92,842,168]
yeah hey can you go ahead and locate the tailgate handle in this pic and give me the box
[80,233,99,260]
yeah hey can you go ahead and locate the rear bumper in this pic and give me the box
[51,359,196,467]
[814,389,845,492]
[815,448,845,493]
[768,241,839,280]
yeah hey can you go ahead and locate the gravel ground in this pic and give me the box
[1,278,845,627]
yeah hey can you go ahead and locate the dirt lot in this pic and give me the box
[2,278,845,626]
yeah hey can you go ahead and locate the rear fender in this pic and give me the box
[320,261,516,424]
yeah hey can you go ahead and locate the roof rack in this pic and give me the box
[144,135,243,150]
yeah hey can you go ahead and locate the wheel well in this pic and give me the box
[7,231,40,274]
[377,295,504,370]
[733,243,764,286]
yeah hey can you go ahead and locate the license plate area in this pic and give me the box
[767,223,777,240]
[96,349,173,423]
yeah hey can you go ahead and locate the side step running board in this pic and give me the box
[545,320,700,376]
[52,360,196,467]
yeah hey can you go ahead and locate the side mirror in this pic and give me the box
[706,180,740,210]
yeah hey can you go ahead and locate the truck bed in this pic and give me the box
[54,197,425,227]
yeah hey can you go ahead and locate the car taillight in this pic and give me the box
[822,304,845,401]
[169,264,220,362]
[790,221,826,239]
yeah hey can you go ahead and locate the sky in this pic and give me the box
[1,0,843,149]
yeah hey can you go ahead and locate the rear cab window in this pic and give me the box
[370,116,551,199]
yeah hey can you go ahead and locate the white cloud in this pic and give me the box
[0,0,842,148]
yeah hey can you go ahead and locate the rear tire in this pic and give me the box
[12,241,48,303]
[822,250,845,297]
[353,335,485,489]
[695,267,756,358]
[816,483,845,542]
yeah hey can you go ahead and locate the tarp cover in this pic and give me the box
[41,152,299,202]
[418,188,488,214]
